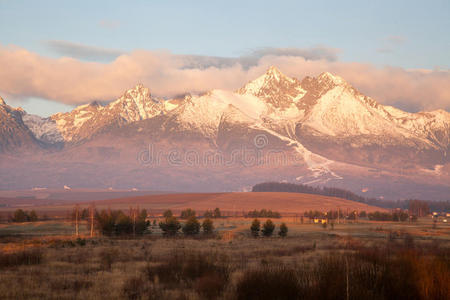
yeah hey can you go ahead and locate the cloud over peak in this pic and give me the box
[45,40,125,61]
[0,43,448,113]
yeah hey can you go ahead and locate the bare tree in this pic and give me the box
[89,203,95,237]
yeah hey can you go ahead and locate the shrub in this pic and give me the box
[235,266,302,300]
[12,209,28,222]
[163,210,173,218]
[28,210,38,222]
[180,208,196,219]
[49,277,93,293]
[99,248,118,271]
[213,208,221,218]
[0,248,44,268]
[122,276,145,300]
[262,219,275,237]
[143,250,229,293]
[159,216,181,236]
[278,223,288,237]
[195,273,226,299]
[204,210,213,218]
[203,208,222,218]
[182,216,200,235]
[202,218,214,235]
[250,219,260,237]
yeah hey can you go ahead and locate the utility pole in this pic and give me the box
[89,204,95,237]
[75,204,79,236]
[132,206,136,238]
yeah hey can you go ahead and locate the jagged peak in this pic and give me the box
[0,96,5,106]
[121,83,151,98]
[265,65,283,77]
[421,109,450,118]
[238,66,299,95]
[89,101,102,107]
[317,71,346,85]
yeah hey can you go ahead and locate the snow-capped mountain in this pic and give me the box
[22,114,64,144]
[48,84,183,142]
[0,96,40,153]
[0,67,449,199]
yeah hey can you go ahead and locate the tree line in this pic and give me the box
[303,209,414,221]
[252,181,448,213]
[72,207,217,237]
[9,209,40,222]
[245,209,281,218]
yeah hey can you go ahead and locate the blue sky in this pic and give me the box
[0,0,449,116]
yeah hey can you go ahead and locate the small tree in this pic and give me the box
[182,216,200,235]
[159,216,181,236]
[81,208,89,220]
[202,218,214,235]
[28,210,38,222]
[180,208,196,219]
[13,209,28,222]
[163,210,173,218]
[213,208,221,218]
[262,219,275,237]
[135,209,150,235]
[250,218,260,237]
[203,210,213,218]
[278,223,288,237]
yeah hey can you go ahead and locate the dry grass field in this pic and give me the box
[0,215,449,299]
[0,192,386,221]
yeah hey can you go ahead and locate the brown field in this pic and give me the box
[0,192,385,221]
[0,216,449,299]
[1,192,448,299]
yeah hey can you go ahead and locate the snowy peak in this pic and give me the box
[0,96,40,153]
[317,72,347,86]
[51,101,103,141]
[264,66,286,82]
[238,66,305,110]
[22,114,64,144]
[111,83,164,122]
[50,83,168,142]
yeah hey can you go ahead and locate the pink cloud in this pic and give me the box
[0,44,448,112]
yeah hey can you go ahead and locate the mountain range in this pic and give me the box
[1,66,449,200]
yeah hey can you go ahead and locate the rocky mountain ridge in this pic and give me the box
[1,67,449,199]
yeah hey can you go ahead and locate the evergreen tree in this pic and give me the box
[250,219,260,237]
[202,218,214,235]
[279,223,288,237]
[28,210,38,222]
[182,216,200,235]
[159,216,181,236]
[262,219,275,237]
[213,207,221,218]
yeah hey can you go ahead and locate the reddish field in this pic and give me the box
[64,192,383,214]
[0,192,385,220]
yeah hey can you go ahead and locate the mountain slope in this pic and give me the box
[0,67,448,199]
[0,97,41,153]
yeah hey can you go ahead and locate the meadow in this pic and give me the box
[0,216,449,300]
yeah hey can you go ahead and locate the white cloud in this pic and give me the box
[0,44,448,112]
